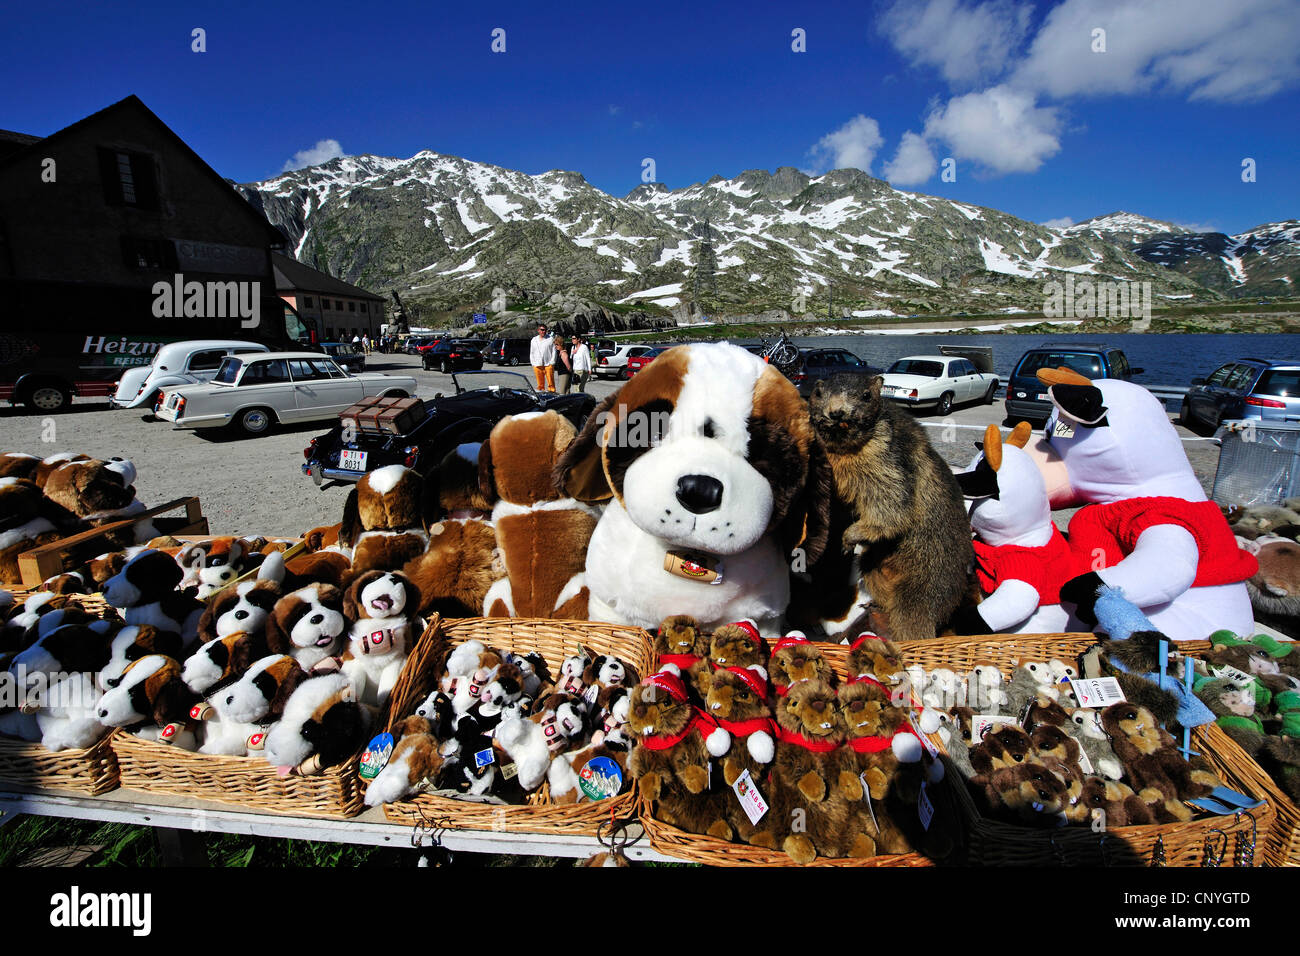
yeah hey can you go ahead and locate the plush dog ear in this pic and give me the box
[477,436,496,502]
[342,571,377,621]
[553,391,620,502]
[339,488,360,548]
[229,633,260,674]
[152,673,192,728]
[196,595,226,644]
[269,664,311,719]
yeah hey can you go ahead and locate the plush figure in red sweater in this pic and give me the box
[953,423,1090,635]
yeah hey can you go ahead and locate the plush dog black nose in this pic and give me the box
[676,474,723,514]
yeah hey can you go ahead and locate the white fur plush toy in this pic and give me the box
[340,570,420,707]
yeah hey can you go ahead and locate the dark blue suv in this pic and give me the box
[1005,343,1142,423]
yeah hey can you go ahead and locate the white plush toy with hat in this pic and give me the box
[1025,368,1257,640]
[951,422,1089,635]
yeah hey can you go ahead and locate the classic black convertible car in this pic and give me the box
[301,370,597,484]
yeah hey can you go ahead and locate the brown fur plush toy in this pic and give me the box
[806,374,974,640]
[768,679,873,862]
[707,619,769,671]
[969,722,1033,778]
[769,633,835,701]
[626,670,732,840]
[846,634,908,695]
[1100,702,1220,823]
[0,478,62,583]
[653,615,712,701]
[41,458,157,548]
[704,665,777,844]
[838,680,915,854]
[480,413,599,619]
[1079,775,1155,828]
[984,755,1070,826]
[402,444,504,618]
[341,466,431,575]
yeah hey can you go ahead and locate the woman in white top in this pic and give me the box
[570,335,592,393]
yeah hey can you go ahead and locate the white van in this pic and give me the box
[110,340,271,409]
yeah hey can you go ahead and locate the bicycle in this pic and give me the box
[759,331,801,373]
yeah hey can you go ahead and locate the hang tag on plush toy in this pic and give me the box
[917,782,935,831]
[500,762,519,780]
[909,715,940,759]
[1052,419,1075,440]
[663,550,724,585]
[971,714,1008,742]
[1212,665,1258,688]
[859,773,880,834]
[473,747,496,769]
[730,769,768,825]
[579,755,624,800]
[359,732,395,780]
[1069,677,1125,709]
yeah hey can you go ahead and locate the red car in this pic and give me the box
[624,345,668,377]
[414,338,444,354]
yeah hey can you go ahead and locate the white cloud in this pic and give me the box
[1041,216,1075,228]
[1013,0,1300,102]
[808,114,885,174]
[877,0,1033,88]
[923,85,1062,174]
[883,131,938,185]
[281,139,346,172]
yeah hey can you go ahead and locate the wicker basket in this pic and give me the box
[914,634,1277,866]
[381,617,656,835]
[0,733,119,796]
[112,615,443,819]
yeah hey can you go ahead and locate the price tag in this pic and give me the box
[971,714,1008,742]
[1052,419,1075,439]
[1212,665,1258,687]
[918,782,935,831]
[860,772,879,834]
[1068,677,1125,709]
[731,769,769,825]
[474,747,496,769]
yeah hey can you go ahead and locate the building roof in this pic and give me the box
[0,95,287,249]
[272,252,384,301]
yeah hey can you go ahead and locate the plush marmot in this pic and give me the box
[984,756,1071,827]
[653,615,711,701]
[626,670,731,840]
[969,722,1033,777]
[769,632,835,701]
[1079,775,1156,828]
[341,465,431,575]
[846,633,908,694]
[768,678,871,862]
[707,620,769,671]
[937,706,977,780]
[481,412,598,619]
[702,665,776,845]
[1100,702,1220,823]
[838,679,916,854]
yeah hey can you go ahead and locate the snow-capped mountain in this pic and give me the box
[236,153,1288,320]
[1133,221,1299,297]
[1063,211,1191,245]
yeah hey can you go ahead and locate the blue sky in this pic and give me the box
[3,0,1296,234]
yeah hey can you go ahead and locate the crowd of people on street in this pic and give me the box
[531,324,590,393]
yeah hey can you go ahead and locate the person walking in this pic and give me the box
[530,324,556,392]
[570,334,592,393]
[555,334,574,394]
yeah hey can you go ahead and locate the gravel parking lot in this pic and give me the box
[0,351,1220,538]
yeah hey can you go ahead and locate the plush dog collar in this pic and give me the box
[775,724,838,752]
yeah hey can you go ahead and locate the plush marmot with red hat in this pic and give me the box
[769,632,835,701]
[768,678,873,862]
[838,679,920,854]
[704,664,777,845]
[707,619,769,671]
[341,465,430,575]
[653,614,712,701]
[627,669,732,839]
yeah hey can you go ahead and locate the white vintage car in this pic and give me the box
[880,355,1000,415]
[156,352,418,437]
[110,340,270,409]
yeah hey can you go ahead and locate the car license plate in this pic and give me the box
[882,385,897,395]
[339,449,368,471]
[1036,392,1049,401]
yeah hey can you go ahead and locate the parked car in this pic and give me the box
[320,341,366,373]
[1004,343,1142,423]
[302,370,597,483]
[788,348,881,398]
[486,338,532,367]
[625,346,669,377]
[881,355,1000,415]
[155,352,418,437]
[110,340,271,410]
[403,337,440,355]
[423,339,486,373]
[1181,357,1300,431]
[598,344,658,379]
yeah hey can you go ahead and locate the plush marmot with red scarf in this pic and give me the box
[769,632,835,702]
[627,669,732,839]
[707,619,769,671]
[704,664,777,845]
[845,633,909,697]
[838,679,921,854]
[769,678,872,862]
[653,614,712,701]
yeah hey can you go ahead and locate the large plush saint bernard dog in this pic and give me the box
[555,342,830,636]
